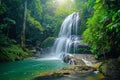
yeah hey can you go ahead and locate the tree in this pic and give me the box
[21,0,27,50]
[83,0,120,59]
[0,0,1,5]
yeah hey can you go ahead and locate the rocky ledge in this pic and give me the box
[63,54,98,66]
[34,65,96,80]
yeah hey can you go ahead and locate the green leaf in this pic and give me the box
[93,2,101,9]
[96,0,101,3]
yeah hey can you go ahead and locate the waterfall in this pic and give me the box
[50,12,80,59]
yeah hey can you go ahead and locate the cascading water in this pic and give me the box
[50,12,80,59]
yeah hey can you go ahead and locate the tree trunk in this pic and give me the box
[0,0,1,5]
[21,0,27,50]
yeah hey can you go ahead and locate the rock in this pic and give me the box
[91,62,102,70]
[61,65,95,74]
[36,47,43,54]
[63,54,86,66]
[63,54,75,64]
[31,49,36,54]
[34,65,95,80]
[99,59,120,80]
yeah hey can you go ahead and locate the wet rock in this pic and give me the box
[63,54,86,65]
[55,65,95,76]
[31,49,36,54]
[34,65,95,80]
[63,54,76,64]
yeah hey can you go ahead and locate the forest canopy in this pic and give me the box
[0,0,120,62]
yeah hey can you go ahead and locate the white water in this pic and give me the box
[50,12,80,59]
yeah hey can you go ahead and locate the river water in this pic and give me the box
[0,59,104,80]
[0,59,68,80]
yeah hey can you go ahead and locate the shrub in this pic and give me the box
[0,45,28,62]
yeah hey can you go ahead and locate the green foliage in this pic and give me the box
[77,47,91,54]
[0,0,43,62]
[0,3,7,15]
[0,45,28,62]
[0,34,10,47]
[27,11,43,31]
[83,0,120,59]
[0,32,28,62]
[26,25,43,47]
[28,0,42,20]
[70,47,91,54]
[42,37,55,48]
[99,62,106,75]
[2,0,120,62]
[117,56,120,62]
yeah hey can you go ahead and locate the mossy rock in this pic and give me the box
[61,65,95,74]
[34,65,96,80]
[99,62,107,75]
[91,62,102,70]
[117,56,120,62]
[99,59,120,80]
[41,37,55,48]
[51,72,64,77]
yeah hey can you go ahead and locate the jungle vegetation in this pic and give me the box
[0,0,120,62]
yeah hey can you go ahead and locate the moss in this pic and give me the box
[99,62,107,75]
[117,56,120,62]
[41,37,55,48]
[51,72,63,77]
[92,62,102,70]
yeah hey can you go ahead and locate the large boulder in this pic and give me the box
[63,54,86,66]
